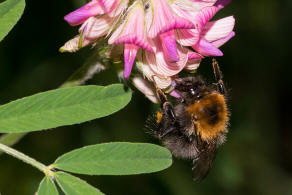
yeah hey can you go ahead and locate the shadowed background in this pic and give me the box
[0,0,291,194]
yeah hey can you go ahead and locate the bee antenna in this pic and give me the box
[212,58,226,95]
[212,58,222,81]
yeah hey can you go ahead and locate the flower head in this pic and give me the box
[61,0,235,102]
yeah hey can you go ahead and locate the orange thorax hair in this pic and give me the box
[186,93,228,141]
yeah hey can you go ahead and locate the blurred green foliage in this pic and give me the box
[0,0,291,194]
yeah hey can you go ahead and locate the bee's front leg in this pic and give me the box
[155,87,168,106]
[162,102,176,121]
[155,87,176,121]
[155,88,178,138]
[158,102,177,138]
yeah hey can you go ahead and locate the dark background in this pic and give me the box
[0,0,292,194]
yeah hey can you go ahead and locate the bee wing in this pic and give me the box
[192,143,216,182]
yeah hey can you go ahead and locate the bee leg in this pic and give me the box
[157,102,177,138]
[158,126,177,138]
[163,102,176,120]
[212,58,226,95]
[155,87,168,106]
[154,85,177,137]
[155,86,176,121]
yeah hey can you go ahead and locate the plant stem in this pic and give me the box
[0,52,106,155]
[60,52,106,88]
[0,133,25,146]
[0,143,47,173]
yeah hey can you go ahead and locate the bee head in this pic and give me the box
[175,77,207,102]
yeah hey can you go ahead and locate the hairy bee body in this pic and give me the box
[162,92,228,157]
[146,60,229,182]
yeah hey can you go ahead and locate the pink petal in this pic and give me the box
[160,31,179,62]
[188,0,217,8]
[170,90,181,98]
[214,0,232,9]
[99,0,129,17]
[64,1,104,26]
[114,35,154,53]
[170,1,200,20]
[132,77,159,103]
[159,18,195,37]
[146,38,188,76]
[108,0,129,17]
[184,58,201,71]
[170,3,202,46]
[98,0,116,12]
[193,38,223,56]
[188,52,203,60]
[176,29,200,46]
[202,16,235,42]
[195,6,219,32]
[148,0,194,38]
[176,5,226,46]
[211,31,235,47]
[79,16,112,40]
[153,76,172,89]
[175,6,219,46]
[135,56,172,89]
[124,44,138,78]
[59,35,92,53]
[109,2,153,52]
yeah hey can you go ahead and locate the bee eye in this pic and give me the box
[189,88,195,96]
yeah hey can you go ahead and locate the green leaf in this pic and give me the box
[37,177,59,195]
[0,0,25,42]
[0,84,131,133]
[54,142,172,175]
[55,172,104,195]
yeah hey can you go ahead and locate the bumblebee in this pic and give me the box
[146,59,229,182]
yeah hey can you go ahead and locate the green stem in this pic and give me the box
[0,132,25,146]
[0,143,47,173]
[0,133,26,156]
[60,52,106,88]
[0,52,106,155]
